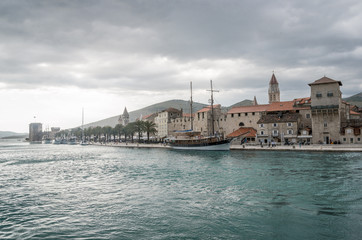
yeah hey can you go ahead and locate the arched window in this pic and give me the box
[239,122,245,127]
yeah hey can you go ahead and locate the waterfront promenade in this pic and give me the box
[93,142,362,152]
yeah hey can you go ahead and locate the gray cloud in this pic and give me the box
[0,0,361,99]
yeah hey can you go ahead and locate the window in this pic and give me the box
[252,112,255,115]
[358,138,361,142]
[238,113,241,117]
[287,122,292,127]
[346,129,352,134]
[302,130,307,135]
[324,121,328,128]
[316,92,322,98]
[350,138,354,143]
[260,130,265,135]
[273,123,278,127]
[343,138,346,142]
[287,129,293,135]
[259,124,264,128]
[245,113,248,116]
[327,91,333,97]
[202,112,204,119]
[306,113,311,119]
[231,113,234,118]
[272,130,278,136]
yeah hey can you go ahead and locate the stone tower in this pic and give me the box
[118,107,129,126]
[308,76,342,144]
[268,73,280,103]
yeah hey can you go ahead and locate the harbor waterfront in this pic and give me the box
[1,140,362,239]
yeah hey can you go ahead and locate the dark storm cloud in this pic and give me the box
[0,0,361,97]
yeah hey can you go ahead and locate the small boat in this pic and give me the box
[68,136,77,145]
[53,138,61,144]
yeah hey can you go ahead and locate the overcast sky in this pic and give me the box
[1,0,362,133]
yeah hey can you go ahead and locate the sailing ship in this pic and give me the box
[167,81,231,151]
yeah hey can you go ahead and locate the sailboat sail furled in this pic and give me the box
[168,81,231,151]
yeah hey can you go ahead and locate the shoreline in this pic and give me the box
[91,142,362,152]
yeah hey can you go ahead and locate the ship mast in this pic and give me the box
[207,80,219,136]
[190,81,193,131]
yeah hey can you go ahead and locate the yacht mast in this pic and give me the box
[190,81,193,131]
[207,80,219,136]
[82,107,84,141]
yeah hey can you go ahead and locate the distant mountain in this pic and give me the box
[344,92,362,107]
[0,131,27,139]
[227,99,253,110]
[83,99,208,129]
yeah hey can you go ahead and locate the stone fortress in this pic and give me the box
[126,74,362,145]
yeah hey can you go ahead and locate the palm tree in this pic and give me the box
[124,123,136,143]
[114,124,124,142]
[143,121,157,142]
[134,120,145,142]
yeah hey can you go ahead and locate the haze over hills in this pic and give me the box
[0,131,27,138]
[83,100,209,129]
[344,92,362,107]
[82,99,254,129]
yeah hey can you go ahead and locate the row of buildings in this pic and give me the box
[119,74,362,145]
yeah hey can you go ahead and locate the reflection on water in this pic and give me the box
[0,142,361,239]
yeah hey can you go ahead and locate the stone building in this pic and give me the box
[118,107,129,126]
[29,122,42,142]
[193,104,223,136]
[154,108,183,138]
[309,77,344,144]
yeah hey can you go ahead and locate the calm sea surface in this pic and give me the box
[1,140,362,239]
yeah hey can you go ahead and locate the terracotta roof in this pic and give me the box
[294,97,311,105]
[182,113,195,117]
[350,110,360,115]
[142,113,157,120]
[227,127,257,138]
[257,113,299,124]
[197,104,221,113]
[228,104,269,114]
[308,76,342,86]
[269,73,278,84]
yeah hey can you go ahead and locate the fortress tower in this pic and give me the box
[268,73,280,103]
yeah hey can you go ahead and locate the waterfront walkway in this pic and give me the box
[92,142,362,152]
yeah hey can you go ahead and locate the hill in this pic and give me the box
[83,99,208,129]
[344,92,362,107]
[0,131,27,139]
[227,99,253,110]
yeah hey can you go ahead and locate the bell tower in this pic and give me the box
[268,72,280,103]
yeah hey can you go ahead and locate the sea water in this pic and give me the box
[0,140,361,239]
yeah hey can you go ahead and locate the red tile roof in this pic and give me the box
[197,104,221,113]
[227,127,257,138]
[308,76,342,86]
[228,100,310,114]
[350,110,360,115]
[228,104,269,114]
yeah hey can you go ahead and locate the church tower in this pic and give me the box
[118,107,130,126]
[268,73,280,103]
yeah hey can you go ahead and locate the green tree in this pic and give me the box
[114,124,124,142]
[143,121,157,142]
[134,120,145,142]
[124,123,136,143]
